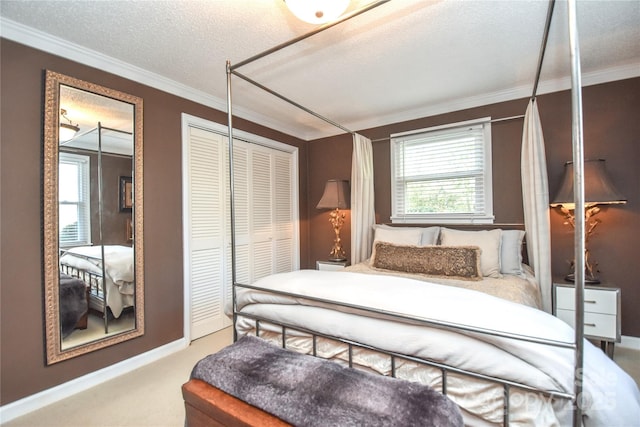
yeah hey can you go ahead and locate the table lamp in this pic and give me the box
[550,159,626,283]
[316,179,350,261]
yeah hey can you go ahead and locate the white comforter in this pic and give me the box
[235,270,640,427]
[60,245,134,317]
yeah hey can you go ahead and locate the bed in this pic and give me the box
[227,226,640,426]
[59,244,134,332]
[184,1,640,426]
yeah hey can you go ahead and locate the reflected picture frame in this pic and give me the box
[120,176,133,212]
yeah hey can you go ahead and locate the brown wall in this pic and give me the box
[0,39,308,405]
[307,78,640,338]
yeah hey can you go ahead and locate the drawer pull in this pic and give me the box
[585,323,596,327]
[585,300,597,304]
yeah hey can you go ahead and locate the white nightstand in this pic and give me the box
[316,260,350,271]
[553,282,621,357]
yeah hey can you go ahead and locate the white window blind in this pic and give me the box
[390,118,494,224]
[59,152,91,246]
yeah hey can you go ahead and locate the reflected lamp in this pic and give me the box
[59,108,80,142]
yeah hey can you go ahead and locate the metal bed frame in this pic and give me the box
[225,1,589,425]
[59,249,110,332]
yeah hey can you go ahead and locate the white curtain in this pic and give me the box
[351,133,375,264]
[521,100,553,312]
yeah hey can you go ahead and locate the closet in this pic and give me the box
[182,115,299,340]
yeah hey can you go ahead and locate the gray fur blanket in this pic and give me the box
[190,335,463,427]
[59,273,88,338]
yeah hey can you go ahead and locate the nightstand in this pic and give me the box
[316,260,350,271]
[553,282,621,357]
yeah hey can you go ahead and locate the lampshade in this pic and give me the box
[284,0,350,25]
[550,159,626,209]
[316,179,350,209]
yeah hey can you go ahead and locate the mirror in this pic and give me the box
[44,70,144,364]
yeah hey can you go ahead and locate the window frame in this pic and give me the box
[58,151,92,247]
[390,117,494,224]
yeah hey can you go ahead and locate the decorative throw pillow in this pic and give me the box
[439,228,502,278]
[500,229,525,275]
[371,242,482,280]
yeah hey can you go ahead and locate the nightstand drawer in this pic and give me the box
[316,260,349,271]
[555,286,617,315]
[555,309,617,340]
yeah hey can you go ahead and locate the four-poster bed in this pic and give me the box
[183,1,640,426]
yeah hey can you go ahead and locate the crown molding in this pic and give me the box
[3,17,638,142]
[0,18,303,139]
[325,62,640,141]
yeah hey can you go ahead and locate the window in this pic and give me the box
[390,117,494,224]
[59,152,91,247]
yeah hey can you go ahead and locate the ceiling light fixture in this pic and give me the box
[59,108,80,142]
[284,0,350,24]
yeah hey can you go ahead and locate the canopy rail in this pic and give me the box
[230,0,391,71]
[368,114,526,143]
[531,0,556,100]
[231,69,355,135]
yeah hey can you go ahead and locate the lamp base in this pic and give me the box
[328,256,347,262]
[564,272,600,285]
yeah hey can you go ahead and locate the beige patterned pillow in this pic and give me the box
[371,242,482,281]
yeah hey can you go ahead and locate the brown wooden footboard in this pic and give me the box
[182,379,290,427]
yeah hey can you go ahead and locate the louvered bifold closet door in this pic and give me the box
[273,151,294,273]
[187,127,226,339]
[250,147,274,281]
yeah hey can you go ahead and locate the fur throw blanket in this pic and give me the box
[59,273,88,338]
[191,335,463,427]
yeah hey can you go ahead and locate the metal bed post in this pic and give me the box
[567,0,586,424]
[226,60,239,342]
[97,121,108,334]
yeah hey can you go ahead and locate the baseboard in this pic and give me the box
[620,335,640,351]
[0,337,189,423]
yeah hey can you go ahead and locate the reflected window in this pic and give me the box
[59,152,91,247]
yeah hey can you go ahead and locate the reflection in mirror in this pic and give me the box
[44,71,144,364]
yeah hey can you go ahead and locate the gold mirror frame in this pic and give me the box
[43,70,144,364]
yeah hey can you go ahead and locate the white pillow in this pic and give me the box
[500,230,525,275]
[373,225,423,246]
[439,228,502,278]
[374,224,440,246]
[419,226,440,245]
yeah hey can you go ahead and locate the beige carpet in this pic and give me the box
[3,329,639,427]
[3,328,233,427]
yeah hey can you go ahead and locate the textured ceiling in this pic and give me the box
[1,0,639,140]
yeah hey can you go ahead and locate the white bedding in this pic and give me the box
[346,261,542,308]
[234,270,640,426]
[59,245,134,318]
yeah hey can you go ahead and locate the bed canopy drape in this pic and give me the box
[225,0,590,423]
[522,100,553,313]
[350,133,375,264]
